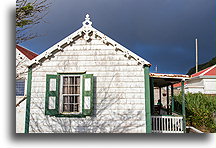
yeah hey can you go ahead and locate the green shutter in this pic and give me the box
[82,74,94,116]
[45,74,59,115]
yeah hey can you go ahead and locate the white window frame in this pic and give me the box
[59,75,83,115]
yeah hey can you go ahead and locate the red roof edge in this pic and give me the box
[16,44,38,60]
[191,65,216,77]
[174,65,216,88]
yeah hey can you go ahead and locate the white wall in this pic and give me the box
[185,78,204,94]
[16,97,26,133]
[16,49,29,133]
[29,37,146,133]
[185,77,216,94]
[203,78,216,94]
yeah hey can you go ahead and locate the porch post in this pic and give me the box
[171,84,174,114]
[150,77,155,115]
[166,86,169,115]
[159,87,161,115]
[181,79,186,133]
[144,66,152,133]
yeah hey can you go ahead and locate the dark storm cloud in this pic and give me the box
[21,0,216,74]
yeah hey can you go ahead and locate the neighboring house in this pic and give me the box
[23,14,153,133]
[186,65,216,94]
[16,44,38,133]
[174,65,216,94]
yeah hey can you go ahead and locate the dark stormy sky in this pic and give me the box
[20,0,216,74]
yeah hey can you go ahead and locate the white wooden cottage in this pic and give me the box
[185,65,216,94]
[173,65,216,94]
[23,14,153,133]
[16,45,38,133]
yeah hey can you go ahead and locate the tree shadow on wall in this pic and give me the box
[29,74,145,133]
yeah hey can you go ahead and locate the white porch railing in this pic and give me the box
[152,115,184,133]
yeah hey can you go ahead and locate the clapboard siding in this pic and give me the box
[31,75,144,82]
[29,37,146,133]
[33,65,143,72]
[32,72,144,77]
[31,81,144,88]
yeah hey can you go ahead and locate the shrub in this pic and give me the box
[174,93,216,133]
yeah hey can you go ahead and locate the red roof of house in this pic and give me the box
[16,44,38,60]
[191,65,216,77]
[173,82,183,88]
[173,65,216,88]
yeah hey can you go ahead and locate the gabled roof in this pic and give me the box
[173,65,216,88]
[16,44,38,60]
[27,14,151,67]
[191,65,216,77]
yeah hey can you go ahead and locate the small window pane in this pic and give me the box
[69,77,74,85]
[68,86,73,94]
[49,96,56,109]
[75,77,80,85]
[63,77,68,85]
[85,78,91,91]
[16,80,25,96]
[84,96,90,109]
[49,79,56,91]
[63,86,68,94]
[75,86,80,94]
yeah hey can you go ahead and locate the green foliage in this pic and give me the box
[16,19,33,28]
[16,3,34,27]
[16,0,50,43]
[174,93,216,133]
[187,57,216,75]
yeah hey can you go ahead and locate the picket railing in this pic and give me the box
[151,115,184,133]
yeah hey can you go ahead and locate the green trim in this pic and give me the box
[171,84,174,114]
[150,77,154,114]
[53,114,87,118]
[181,81,186,133]
[144,66,152,133]
[152,115,183,117]
[44,73,94,118]
[24,67,32,133]
[172,110,181,115]
[82,74,94,116]
[166,86,169,115]
[45,74,59,115]
[58,72,86,75]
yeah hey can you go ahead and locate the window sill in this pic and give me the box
[60,112,82,115]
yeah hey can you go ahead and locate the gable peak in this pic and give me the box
[82,14,92,27]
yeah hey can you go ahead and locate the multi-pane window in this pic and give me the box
[61,76,81,113]
[45,73,93,117]
[16,79,25,96]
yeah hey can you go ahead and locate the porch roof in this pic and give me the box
[150,73,190,87]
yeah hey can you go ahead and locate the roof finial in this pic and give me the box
[82,14,92,27]
[85,14,90,20]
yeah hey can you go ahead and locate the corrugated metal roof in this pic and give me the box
[150,73,190,79]
[150,73,190,87]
